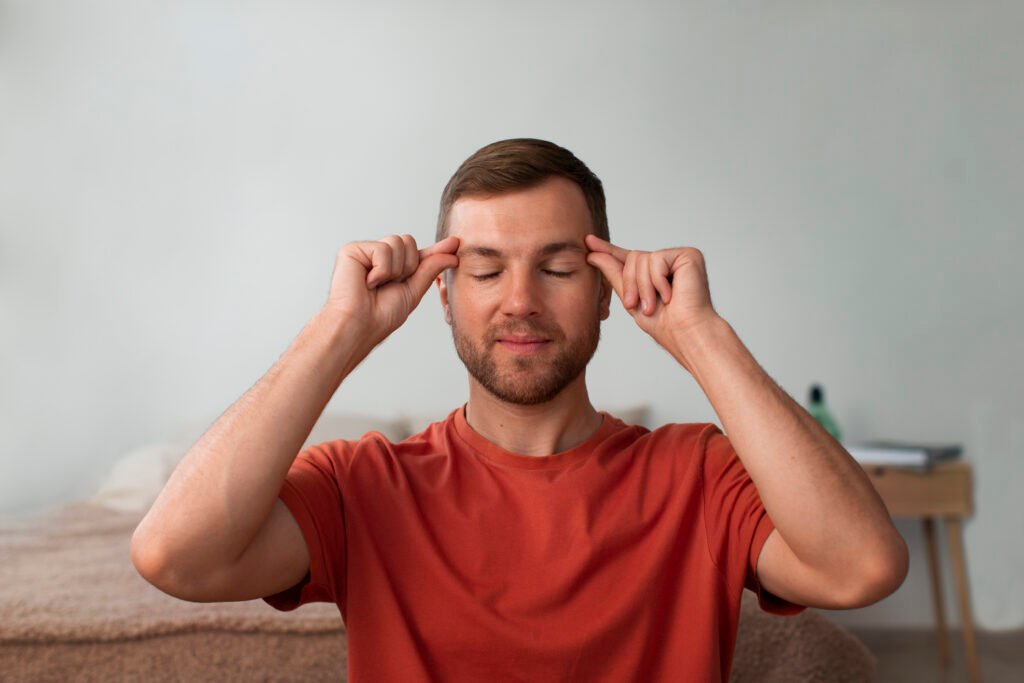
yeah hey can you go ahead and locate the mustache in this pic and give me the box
[486,321,563,343]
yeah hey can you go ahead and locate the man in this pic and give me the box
[132,138,908,681]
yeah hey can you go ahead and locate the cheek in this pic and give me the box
[563,281,603,310]
[448,288,497,323]
[544,296,597,331]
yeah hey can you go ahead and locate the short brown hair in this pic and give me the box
[435,138,609,242]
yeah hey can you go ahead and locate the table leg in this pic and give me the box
[922,517,951,667]
[945,517,982,683]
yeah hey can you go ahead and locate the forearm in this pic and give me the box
[670,316,904,578]
[133,306,371,577]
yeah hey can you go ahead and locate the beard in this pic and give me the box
[451,313,601,406]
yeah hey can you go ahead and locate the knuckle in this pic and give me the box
[340,241,372,265]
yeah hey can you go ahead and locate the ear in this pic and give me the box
[436,272,453,325]
[598,274,612,321]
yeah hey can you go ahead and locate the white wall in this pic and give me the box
[2,1,1021,630]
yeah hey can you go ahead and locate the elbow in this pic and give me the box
[130,524,178,595]
[130,525,213,602]
[130,525,167,589]
[845,535,911,608]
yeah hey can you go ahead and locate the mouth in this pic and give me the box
[496,337,551,354]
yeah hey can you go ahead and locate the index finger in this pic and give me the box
[584,234,630,261]
[419,235,460,259]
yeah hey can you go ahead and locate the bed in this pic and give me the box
[0,410,876,682]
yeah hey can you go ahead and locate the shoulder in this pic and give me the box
[595,417,722,471]
[303,408,457,458]
[637,420,722,453]
[333,413,458,472]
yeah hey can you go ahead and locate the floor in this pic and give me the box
[849,627,1023,682]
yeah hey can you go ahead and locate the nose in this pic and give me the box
[499,268,543,318]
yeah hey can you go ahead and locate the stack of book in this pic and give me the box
[841,440,963,471]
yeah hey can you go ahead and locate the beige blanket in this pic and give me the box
[0,502,341,643]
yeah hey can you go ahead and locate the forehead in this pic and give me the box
[447,176,592,257]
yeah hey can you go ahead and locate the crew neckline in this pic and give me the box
[451,403,621,470]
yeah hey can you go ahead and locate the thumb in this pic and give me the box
[406,252,459,302]
[586,252,624,300]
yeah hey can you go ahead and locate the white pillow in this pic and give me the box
[89,413,408,514]
[89,441,191,513]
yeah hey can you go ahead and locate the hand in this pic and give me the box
[585,234,721,353]
[324,234,459,345]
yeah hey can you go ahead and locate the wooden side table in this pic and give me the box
[862,460,980,683]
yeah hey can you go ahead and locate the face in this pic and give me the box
[438,176,612,405]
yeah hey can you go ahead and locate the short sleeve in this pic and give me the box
[262,441,348,612]
[701,426,805,616]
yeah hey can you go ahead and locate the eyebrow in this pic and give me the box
[458,242,586,259]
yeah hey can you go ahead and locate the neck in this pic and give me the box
[464,374,603,456]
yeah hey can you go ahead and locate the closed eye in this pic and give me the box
[469,270,576,281]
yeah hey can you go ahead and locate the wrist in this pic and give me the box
[667,314,733,374]
[311,306,379,372]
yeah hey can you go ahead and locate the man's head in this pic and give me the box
[435,139,613,406]
[435,138,609,243]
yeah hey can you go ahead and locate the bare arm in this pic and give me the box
[131,234,459,602]
[671,316,908,609]
[586,236,908,609]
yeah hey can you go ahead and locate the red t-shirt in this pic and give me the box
[264,406,804,681]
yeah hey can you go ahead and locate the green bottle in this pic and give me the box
[807,383,842,442]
